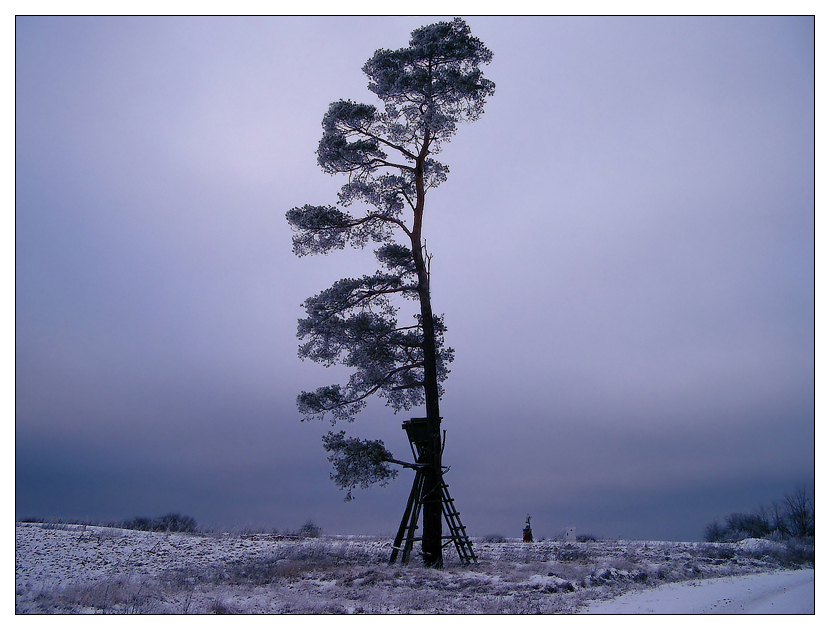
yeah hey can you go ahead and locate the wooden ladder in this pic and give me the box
[439,480,477,564]
[389,419,476,566]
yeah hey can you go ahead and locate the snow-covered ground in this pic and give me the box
[15,522,814,614]
[583,569,814,614]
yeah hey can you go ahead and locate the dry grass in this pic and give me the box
[16,523,813,614]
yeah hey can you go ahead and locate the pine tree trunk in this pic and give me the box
[412,140,443,569]
[414,255,443,569]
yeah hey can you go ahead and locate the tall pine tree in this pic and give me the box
[287,18,495,567]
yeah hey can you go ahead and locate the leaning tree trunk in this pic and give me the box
[412,142,444,569]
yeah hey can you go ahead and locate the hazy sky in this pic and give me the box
[16,16,814,541]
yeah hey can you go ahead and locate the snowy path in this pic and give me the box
[582,569,814,614]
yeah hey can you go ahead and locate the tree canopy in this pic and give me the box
[287,18,494,426]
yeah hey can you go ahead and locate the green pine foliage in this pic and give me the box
[287,18,493,426]
[322,431,399,501]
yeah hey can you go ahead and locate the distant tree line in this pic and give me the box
[121,513,198,533]
[17,514,330,538]
[704,486,814,542]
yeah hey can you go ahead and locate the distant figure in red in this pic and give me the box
[523,515,533,543]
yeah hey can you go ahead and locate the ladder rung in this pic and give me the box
[391,475,477,565]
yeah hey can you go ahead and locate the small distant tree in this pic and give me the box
[768,500,790,540]
[783,486,814,540]
[154,513,197,533]
[298,520,322,538]
[704,520,727,543]
[724,511,771,540]
[287,18,495,568]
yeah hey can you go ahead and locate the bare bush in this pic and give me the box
[122,513,197,533]
[783,487,814,540]
[704,486,814,543]
[297,520,322,538]
[704,520,728,542]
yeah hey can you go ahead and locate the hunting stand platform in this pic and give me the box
[388,418,477,565]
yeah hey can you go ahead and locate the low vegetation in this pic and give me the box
[704,486,814,543]
[16,521,813,614]
[122,513,198,533]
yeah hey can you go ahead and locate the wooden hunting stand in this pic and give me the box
[388,418,477,565]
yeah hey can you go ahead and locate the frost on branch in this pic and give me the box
[317,100,387,177]
[295,263,454,423]
[296,302,454,422]
[362,17,495,148]
[375,243,416,274]
[322,430,398,501]
[286,205,393,257]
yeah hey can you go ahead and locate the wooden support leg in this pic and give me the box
[389,470,423,565]
[401,473,425,564]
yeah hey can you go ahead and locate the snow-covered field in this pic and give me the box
[15,522,814,614]
[583,569,814,614]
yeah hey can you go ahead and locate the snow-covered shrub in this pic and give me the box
[735,538,813,568]
[698,543,736,560]
[209,598,237,614]
[52,577,158,613]
[297,520,322,538]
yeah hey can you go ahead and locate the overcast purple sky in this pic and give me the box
[16,16,814,541]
